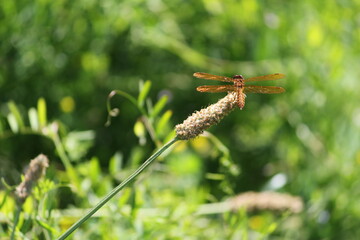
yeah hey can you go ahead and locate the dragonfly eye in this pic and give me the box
[233,75,244,79]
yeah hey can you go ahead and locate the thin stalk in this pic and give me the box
[57,137,179,240]
[10,206,21,240]
[51,130,83,196]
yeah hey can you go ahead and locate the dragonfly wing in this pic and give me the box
[193,72,234,82]
[244,85,285,94]
[245,73,285,82]
[197,85,236,93]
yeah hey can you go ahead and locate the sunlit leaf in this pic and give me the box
[7,101,24,131]
[37,98,47,127]
[0,189,16,214]
[7,113,18,133]
[205,173,225,180]
[0,190,10,209]
[137,80,151,108]
[64,130,95,160]
[28,107,39,131]
[117,188,132,207]
[87,157,101,183]
[134,120,146,145]
[155,110,172,136]
[35,217,57,234]
[134,120,145,138]
[150,95,168,118]
[23,196,35,213]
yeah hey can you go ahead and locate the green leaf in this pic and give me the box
[118,187,132,208]
[88,157,101,183]
[137,80,152,108]
[134,120,146,145]
[267,222,278,234]
[35,217,57,234]
[7,101,24,131]
[205,173,225,180]
[7,113,18,133]
[64,130,95,160]
[109,152,123,175]
[37,98,47,127]
[0,190,10,209]
[155,110,172,135]
[134,120,146,138]
[150,95,168,118]
[28,107,39,130]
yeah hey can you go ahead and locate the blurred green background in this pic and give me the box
[1,0,360,239]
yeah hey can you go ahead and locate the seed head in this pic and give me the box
[15,154,49,203]
[176,92,238,140]
[229,191,303,213]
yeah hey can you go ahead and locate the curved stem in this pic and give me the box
[57,137,179,240]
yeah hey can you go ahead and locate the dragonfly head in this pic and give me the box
[233,75,244,79]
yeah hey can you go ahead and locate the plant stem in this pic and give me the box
[57,137,179,240]
[51,129,83,196]
[10,206,21,240]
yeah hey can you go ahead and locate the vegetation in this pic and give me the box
[1,0,359,239]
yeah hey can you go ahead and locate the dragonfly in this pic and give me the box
[193,72,286,109]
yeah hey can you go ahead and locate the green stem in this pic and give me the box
[51,130,83,196]
[57,137,179,240]
[10,206,21,240]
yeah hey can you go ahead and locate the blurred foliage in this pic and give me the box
[1,0,360,239]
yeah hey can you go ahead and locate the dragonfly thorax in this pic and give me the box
[233,75,244,88]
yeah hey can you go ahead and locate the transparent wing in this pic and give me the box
[196,85,236,93]
[193,72,234,82]
[245,73,285,82]
[244,85,285,94]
